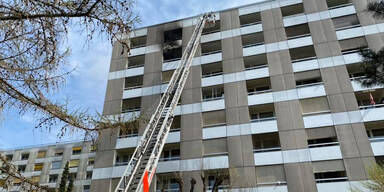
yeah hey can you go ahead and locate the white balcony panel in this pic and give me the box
[336,27,364,40]
[203,126,227,139]
[361,107,384,122]
[180,158,202,171]
[245,67,269,79]
[317,181,352,192]
[310,146,342,161]
[296,84,326,99]
[157,160,180,173]
[181,103,202,115]
[201,74,224,87]
[319,10,331,20]
[227,124,241,136]
[293,58,319,72]
[111,166,126,179]
[129,46,146,56]
[129,28,147,38]
[251,120,278,134]
[92,166,114,180]
[273,89,299,102]
[162,60,181,71]
[239,0,301,15]
[202,99,225,112]
[203,155,229,170]
[303,113,334,128]
[108,67,144,80]
[329,5,356,18]
[254,151,283,166]
[248,92,274,105]
[243,45,266,57]
[287,36,313,49]
[363,24,380,36]
[344,53,362,65]
[371,140,384,156]
[174,105,181,116]
[201,32,221,43]
[115,137,139,149]
[306,12,321,22]
[141,84,161,96]
[282,149,311,163]
[283,14,307,27]
[166,132,180,143]
[224,71,246,84]
[257,186,289,192]
[318,57,338,69]
[123,88,142,99]
[240,24,263,35]
[351,80,383,92]
[201,52,222,65]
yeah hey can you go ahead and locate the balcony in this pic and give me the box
[202,110,226,128]
[162,70,174,84]
[332,14,360,31]
[121,97,141,113]
[240,12,261,27]
[201,62,223,78]
[355,89,384,109]
[339,37,368,54]
[327,0,353,9]
[130,36,147,49]
[246,78,271,95]
[243,53,268,70]
[249,104,276,122]
[164,28,182,43]
[300,96,330,116]
[127,55,145,69]
[290,45,317,63]
[202,85,224,102]
[242,32,264,48]
[365,121,384,142]
[285,23,310,40]
[115,148,133,166]
[124,75,143,90]
[281,3,304,18]
[160,143,180,161]
[201,40,222,56]
[202,20,221,35]
[252,132,281,153]
[295,69,322,88]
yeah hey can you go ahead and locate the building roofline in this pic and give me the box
[0,140,91,152]
[133,0,273,30]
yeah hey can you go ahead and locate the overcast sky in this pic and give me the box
[0,0,266,149]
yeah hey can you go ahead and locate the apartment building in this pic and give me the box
[93,0,384,191]
[0,141,96,192]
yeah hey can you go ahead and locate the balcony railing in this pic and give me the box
[124,85,142,90]
[118,133,139,139]
[287,33,311,40]
[302,110,331,116]
[204,152,228,157]
[115,162,129,166]
[201,50,222,56]
[253,147,281,153]
[369,137,384,142]
[335,24,361,31]
[243,42,265,48]
[202,95,224,102]
[296,81,323,88]
[248,89,272,96]
[328,2,353,10]
[202,71,223,78]
[122,108,141,113]
[159,156,181,161]
[245,64,268,71]
[308,141,339,148]
[240,21,262,28]
[291,56,317,63]
[315,177,348,183]
[359,103,384,110]
[250,116,276,123]
[127,64,144,69]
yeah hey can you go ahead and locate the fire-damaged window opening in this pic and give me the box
[164,28,182,43]
[163,47,182,62]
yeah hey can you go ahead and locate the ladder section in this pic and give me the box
[115,13,215,192]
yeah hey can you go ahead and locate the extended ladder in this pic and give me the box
[115,13,215,192]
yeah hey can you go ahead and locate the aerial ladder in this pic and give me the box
[115,13,216,192]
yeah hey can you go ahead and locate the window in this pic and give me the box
[49,175,58,183]
[122,97,141,113]
[332,14,360,30]
[246,78,271,95]
[86,171,93,180]
[124,75,143,90]
[243,54,268,70]
[307,126,338,147]
[34,163,44,171]
[365,121,384,139]
[242,32,264,47]
[31,176,40,183]
[162,70,174,84]
[300,97,330,115]
[201,62,223,77]
[164,28,182,43]
[128,55,145,68]
[84,185,91,192]
[339,37,368,53]
[36,151,46,158]
[5,154,13,161]
[72,146,82,155]
[253,133,281,152]
[17,165,26,172]
[170,116,181,132]
[203,138,228,156]
[163,47,182,62]
[313,160,347,183]
[88,158,95,166]
[285,23,310,39]
[202,110,226,127]
[202,85,224,101]
[130,36,147,49]
[289,45,317,62]
[203,20,221,34]
[327,0,352,9]
[281,3,304,17]
[51,161,61,169]
[161,144,180,161]
[115,153,131,166]
[240,12,261,27]
[295,70,322,87]
[255,165,286,184]
[21,153,29,160]
[54,149,64,157]
[69,159,80,168]
[249,104,275,122]
[201,40,221,55]
[119,120,139,138]
[157,174,180,191]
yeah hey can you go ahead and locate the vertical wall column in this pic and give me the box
[262,7,318,192]
[220,9,257,189]
[305,0,375,182]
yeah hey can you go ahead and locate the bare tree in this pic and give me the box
[0,0,140,190]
